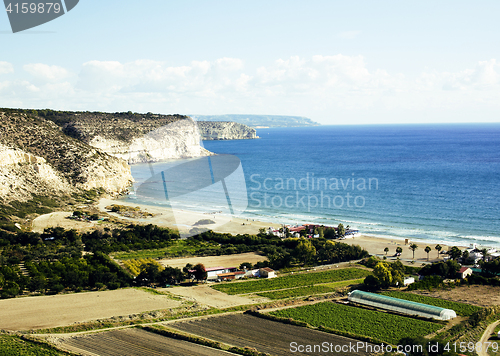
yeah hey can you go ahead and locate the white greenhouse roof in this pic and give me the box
[348,290,457,320]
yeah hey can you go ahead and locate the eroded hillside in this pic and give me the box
[0,110,133,211]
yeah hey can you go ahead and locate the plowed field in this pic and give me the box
[170,313,373,356]
[61,328,236,356]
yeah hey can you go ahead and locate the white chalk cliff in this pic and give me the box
[89,118,212,164]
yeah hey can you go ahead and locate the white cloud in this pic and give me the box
[418,59,500,91]
[2,56,500,124]
[23,63,70,82]
[0,62,14,75]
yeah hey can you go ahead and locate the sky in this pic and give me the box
[1,1,500,125]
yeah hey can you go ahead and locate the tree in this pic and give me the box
[182,263,193,279]
[384,247,389,256]
[448,246,462,260]
[160,267,184,285]
[480,248,489,262]
[481,258,500,277]
[409,244,418,260]
[425,246,432,261]
[192,263,207,282]
[337,223,345,238]
[366,261,404,289]
[136,262,162,286]
[239,262,253,270]
[373,262,393,288]
[324,227,336,239]
[435,244,442,259]
[396,246,403,255]
[295,239,316,265]
[461,250,470,264]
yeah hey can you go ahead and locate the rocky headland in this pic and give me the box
[197,121,258,140]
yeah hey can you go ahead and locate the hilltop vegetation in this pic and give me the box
[191,114,320,127]
[0,109,133,231]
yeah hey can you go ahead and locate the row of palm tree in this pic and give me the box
[383,243,492,264]
[383,243,443,261]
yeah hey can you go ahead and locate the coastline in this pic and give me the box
[97,197,282,237]
[96,197,470,265]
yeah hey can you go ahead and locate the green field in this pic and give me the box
[380,291,482,317]
[112,240,221,260]
[257,279,364,299]
[0,335,69,355]
[257,285,335,299]
[212,268,371,295]
[270,302,443,345]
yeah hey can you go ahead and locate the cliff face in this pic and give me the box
[0,109,255,212]
[45,112,212,163]
[0,144,72,202]
[197,121,258,140]
[0,111,133,203]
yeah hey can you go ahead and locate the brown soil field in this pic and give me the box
[410,285,500,307]
[159,252,266,269]
[31,212,98,233]
[161,284,264,308]
[59,328,236,356]
[0,289,181,331]
[170,313,373,356]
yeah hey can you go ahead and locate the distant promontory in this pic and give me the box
[190,114,320,128]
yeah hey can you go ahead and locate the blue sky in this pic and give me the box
[1,1,500,125]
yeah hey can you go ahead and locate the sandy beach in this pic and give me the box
[29,197,469,266]
[340,234,463,265]
[97,197,282,236]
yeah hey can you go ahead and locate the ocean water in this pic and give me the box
[122,124,500,248]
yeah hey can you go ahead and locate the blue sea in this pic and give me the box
[122,124,500,248]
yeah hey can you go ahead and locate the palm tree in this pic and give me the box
[480,248,489,262]
[396,246,403,255]
[409,243,418,260]
[435,244,442,259]
[384,247,389,256]
[425,246,432,261]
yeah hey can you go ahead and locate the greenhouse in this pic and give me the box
[348,290,457,320]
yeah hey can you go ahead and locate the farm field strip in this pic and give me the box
[112,240,220,260]
[0,288,181,331]
[380,291,482,316]
[0,334,66,356]
[269,301,443,345]
[61,328,235,356]
[256,278,365,299]
[211,268,371,295]
[170,313,374,356]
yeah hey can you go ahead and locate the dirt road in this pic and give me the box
[478,320,500,356]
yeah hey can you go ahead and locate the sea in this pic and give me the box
[121,124,500,248]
